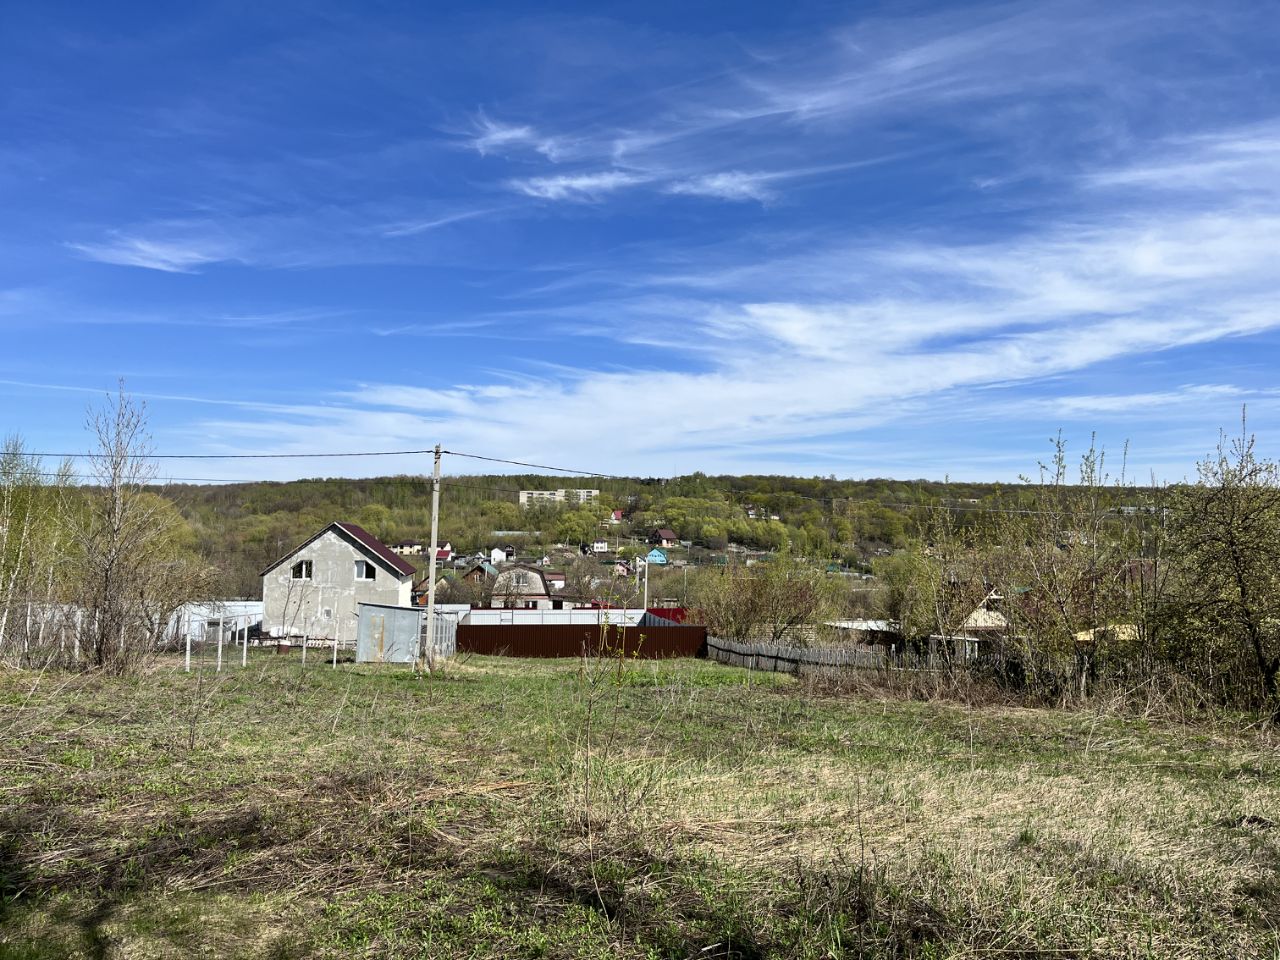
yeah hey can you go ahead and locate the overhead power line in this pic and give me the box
[22,448,436,460]
[440,449,632,480]
[12,444,1163,520]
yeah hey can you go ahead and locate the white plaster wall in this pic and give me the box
[262,530,412,644]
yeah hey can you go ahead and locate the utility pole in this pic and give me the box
[420,444,442,672]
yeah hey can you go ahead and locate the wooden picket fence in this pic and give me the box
[705,636,935,674]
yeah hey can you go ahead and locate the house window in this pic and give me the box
[291,560,312,581]
[322,607,333,620]
[355,560,376,581]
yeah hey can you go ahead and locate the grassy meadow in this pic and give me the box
[2,652,1278,959]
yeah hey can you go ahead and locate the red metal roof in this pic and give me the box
[647,606,688,623]
[333,522,418,577]
[259,521,418,578]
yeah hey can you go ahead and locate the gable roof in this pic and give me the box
[463,561,499,579]
[493,564,550,596]
[654,528,678,540]
[259,521,417,578]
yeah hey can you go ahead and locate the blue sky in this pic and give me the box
[3,0,1280,483]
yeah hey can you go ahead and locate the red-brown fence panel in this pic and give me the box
[456,624,707,658]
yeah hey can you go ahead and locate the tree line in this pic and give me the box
[689,427,1280,717]
[5,391,1280,719]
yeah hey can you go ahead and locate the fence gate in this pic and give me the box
[422,614,457,660]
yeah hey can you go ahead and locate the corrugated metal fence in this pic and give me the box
[456,623,706,659]
[706,636,931,674]
[425,613,458,659]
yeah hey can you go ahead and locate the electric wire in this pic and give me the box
[13,448,1162,519]
[440,449,632,479]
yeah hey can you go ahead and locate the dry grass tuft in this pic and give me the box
[2,654,1279,957]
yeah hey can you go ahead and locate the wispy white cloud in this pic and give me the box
[187,109,1280,478]
[1026,385,1251,418]
[67,232,238,273]
[463,16,1014,205]
[508,170,648,201]
[470,3,1237,213]
[380,207,500,238]
[660,157,904,203]
[665,171,777,202]
[468,112,566,160]
[23,3,1277,479]
[1084,122,1280,195]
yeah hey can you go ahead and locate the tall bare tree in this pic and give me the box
[73,385,210,672]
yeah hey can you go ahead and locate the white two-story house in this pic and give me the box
[261,521,416,645]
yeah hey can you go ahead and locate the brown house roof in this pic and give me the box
[336,523,418,577]
[653,528,678,541]
[259,521,417,578]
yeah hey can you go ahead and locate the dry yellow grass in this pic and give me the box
[1,654,1278,958]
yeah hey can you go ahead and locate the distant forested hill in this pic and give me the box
[161,472,1132,597]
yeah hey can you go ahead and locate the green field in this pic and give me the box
[2,654,1278,959]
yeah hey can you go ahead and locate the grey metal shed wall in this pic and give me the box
[356,604,458,664]
[356,605,420,664]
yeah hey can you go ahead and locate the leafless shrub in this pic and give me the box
[1,386,212,673]
[67,385,213,673]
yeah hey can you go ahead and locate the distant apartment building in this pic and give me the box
[518,488,600,508]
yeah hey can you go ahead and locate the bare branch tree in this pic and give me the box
[72,384,212,672]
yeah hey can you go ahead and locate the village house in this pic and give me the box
[391,539,452,561]
[261,521,416,646]
[650,528,679,549]
[390,539,423,557]
[491,565,554,609]
[461,561,499,584]
[646,548,668,566]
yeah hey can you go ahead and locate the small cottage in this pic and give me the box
[491,565,553,609]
